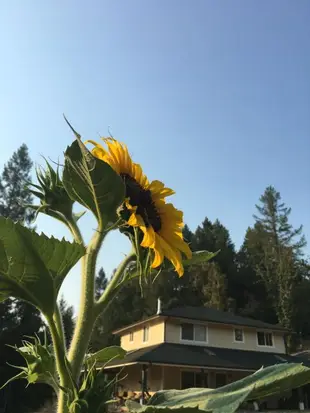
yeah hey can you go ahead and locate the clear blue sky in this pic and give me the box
[0,1,309,311]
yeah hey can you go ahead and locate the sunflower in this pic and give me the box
[86,138,192,276]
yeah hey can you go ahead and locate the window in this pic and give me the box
[195,325,207,342]
[181,371,208,389]
[181,323,207,342]
[215,373,227,388]
[181,371,195,389]
[129,331,134,342]
[181,323,194,340]
[143,326,149,342]
[234,328,244,342]
[257,331,273,347]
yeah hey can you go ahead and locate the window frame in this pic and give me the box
[180,323,208,344]
[129,331,134,342]
[143,325,149,343]
[233,328,245,343]
[256,330,274,348]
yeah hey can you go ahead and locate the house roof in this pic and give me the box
[113,306,287,335]
[159,306,287,331]
[105,343,310,371]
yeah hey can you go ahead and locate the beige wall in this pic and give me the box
[165,320,286,354]
[120,319,165,351]
[118,364,163,393]
[119,365,250,392]
[163,366,248,389]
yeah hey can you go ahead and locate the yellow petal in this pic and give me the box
[140,226,156,248]
[85,140,108,160]
[127,212,144,227]
[149,180,175,200]
[125,199,137,212]
[157,235,184,277]
[161,232,192,259]
[104,139,122,166]
[151,237,164,268]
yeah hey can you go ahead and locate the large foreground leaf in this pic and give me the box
[0,218,85,317]
[63,121,125,226]
[127,363,310,413]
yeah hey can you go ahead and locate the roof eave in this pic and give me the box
[160,313,288,332]
[112,315,165,335]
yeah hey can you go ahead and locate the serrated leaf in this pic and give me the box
[85,346,126,365]
[128,364,310,413]
[0,218,85,317]
[62,124,125,226]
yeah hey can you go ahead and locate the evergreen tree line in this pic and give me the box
[91,190,309,354]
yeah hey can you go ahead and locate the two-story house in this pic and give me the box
[104,302,310,408]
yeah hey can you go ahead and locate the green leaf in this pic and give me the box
[73,210,87,222]
[127,363,310,413]
[0,218,85,317]
[182,250,220,267]
[85,346,126,365]
[78,362,121,413]
[62,119,125,226]
[1,336,59,393]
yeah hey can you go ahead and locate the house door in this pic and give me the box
[215,373,227,388]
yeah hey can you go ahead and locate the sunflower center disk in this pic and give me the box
[121,174,162,232]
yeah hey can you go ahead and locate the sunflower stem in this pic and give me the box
[47,316,74,413]
[95,248,136,317]
[68,227,105,381]
[53,304,66,355]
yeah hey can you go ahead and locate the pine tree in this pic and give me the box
[245,186,307,349]
[59,296,75,349]
[183,224,194,244]
[95,267,108,299]
[0,144,46,412]
[0,143,34,223]
[194,263,227,310]
[236,230,277,324]
[192,217,238,308]
[254,186,306,256]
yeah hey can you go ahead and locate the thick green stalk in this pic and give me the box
[48,317,74,413]
[65,215,84,245]
[68,228,105,380]
[53,304,66,352]
[54,215,85,413]
[95,249,136,316]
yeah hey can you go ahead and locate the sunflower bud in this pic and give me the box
[28,160,74,221]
